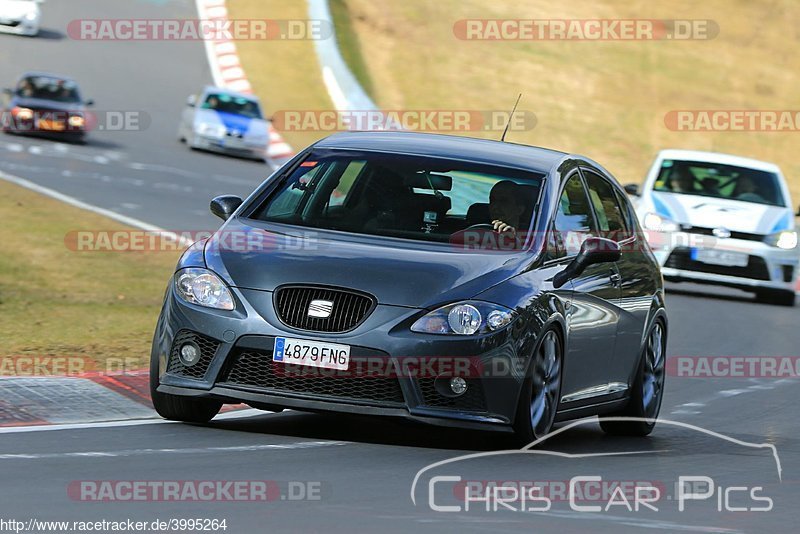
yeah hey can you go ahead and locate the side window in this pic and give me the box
[583,170,628,241]
[328,160,365,208]
[262,164,326,218]
[550,173,596,258]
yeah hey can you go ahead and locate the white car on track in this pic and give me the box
[0,0,41,37]
[179,86,270,162]
[628,149,799,306]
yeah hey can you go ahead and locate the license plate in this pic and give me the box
[38,119,65,131]
[691,248,748,267]
[273,337,350,370]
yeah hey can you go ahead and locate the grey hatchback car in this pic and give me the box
[150,131,667,442]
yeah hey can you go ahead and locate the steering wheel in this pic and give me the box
[464,223,497,232]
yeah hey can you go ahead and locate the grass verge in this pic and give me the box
[334,0,800,202]
[328,0,375,99]
[227,0,334,151]
[0,177,180,370]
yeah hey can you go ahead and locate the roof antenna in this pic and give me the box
[500,93,522,142]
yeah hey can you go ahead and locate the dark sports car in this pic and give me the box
[150,131,668,442]
[2,72,93,142]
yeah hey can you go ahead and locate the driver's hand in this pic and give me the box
[492,220,516,235]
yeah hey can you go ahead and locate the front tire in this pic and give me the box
[513,329,563,445]
[149,351,221,423]
[600,320,666,436]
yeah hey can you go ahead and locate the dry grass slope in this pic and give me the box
[342,0,800,200]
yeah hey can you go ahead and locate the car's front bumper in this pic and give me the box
[190,133,266,160]
[0,17,39,36]
[152,285,530,431]
[646,230,799,292]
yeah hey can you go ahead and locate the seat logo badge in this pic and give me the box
[712,227,731,239]
[308,299,334,318]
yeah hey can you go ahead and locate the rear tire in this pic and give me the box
[755,289,796,307]
[149,351,222,423]
[600,320,666,436]
[513,329,563,446]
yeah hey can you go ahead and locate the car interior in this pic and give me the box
[253,156,543,248]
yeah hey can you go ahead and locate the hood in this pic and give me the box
[0,1,39,20]
[194,108,268,137]
[10,96,84,113]
[203,218,528,308]
[651,191,794,235]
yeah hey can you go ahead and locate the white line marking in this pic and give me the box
[0,170,194,247]
[0,440,347,460]
[0,408,268,434]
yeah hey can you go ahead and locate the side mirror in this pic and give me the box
[210,195,243,221]
[187,94,197,107]
[553,237,621,288]
[796,204,800,217]
[623,183,640,196]
[84,99,94,106]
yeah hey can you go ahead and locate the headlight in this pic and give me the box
[765,230,798,250]
[12,107,34,121]
[174,268,234,310]
[197,122,225,138]
[411,301,515,336]
[24,11,38,22]
[643,212,680,233]
[68,115,85,128]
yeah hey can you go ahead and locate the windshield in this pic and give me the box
[16,76,81,103]
[249,149,545,251]
[202,93,262,119]
[653,159,786,207]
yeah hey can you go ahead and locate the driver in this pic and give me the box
[670,167,694,193]
[489,180,525,236]
[736,174,768,203]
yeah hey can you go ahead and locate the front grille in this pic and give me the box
[665,247,770,281]
[682,225,764,243]
[274,286,375,333]
[219,348,405,406]
[167,330,220,380]
[417,378,488,412]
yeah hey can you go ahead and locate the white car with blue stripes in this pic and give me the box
[628,149,799,306]
[179,86,270,162]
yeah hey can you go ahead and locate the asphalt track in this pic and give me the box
[0,1,798,532]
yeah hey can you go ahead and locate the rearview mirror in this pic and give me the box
[210,195,243,221]
[187,94,197,107]
[623,183,640,196]
[553,237,621,288]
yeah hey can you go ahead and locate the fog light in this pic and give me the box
[449,377,468,396]
[179,342,201,366]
